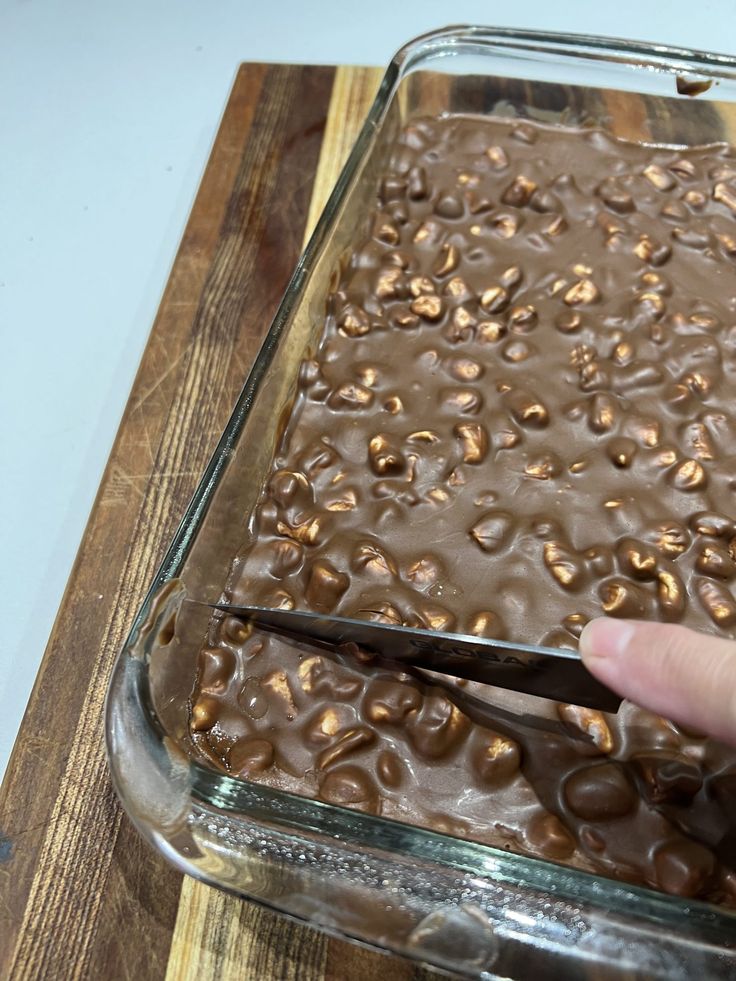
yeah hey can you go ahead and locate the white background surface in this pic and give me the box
[1,0,733,781]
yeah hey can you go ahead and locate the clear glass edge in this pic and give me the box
[104,23,736,965]
[395,24,736,76]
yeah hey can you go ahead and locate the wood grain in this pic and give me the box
[302,65,384,242]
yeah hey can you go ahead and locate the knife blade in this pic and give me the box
[205,602,621,713]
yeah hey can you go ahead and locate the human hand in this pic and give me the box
[579,618,736,746]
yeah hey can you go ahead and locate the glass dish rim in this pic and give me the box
[106,23,736,948]
[399,23,736,75]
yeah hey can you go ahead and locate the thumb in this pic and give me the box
[579,618,736,746]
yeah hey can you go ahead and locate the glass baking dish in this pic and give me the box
[106,26,736,978]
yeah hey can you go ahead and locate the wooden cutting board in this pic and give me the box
[6,60,736,981]
[0,63,441,981]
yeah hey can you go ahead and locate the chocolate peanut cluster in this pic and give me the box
[190,115,736,903]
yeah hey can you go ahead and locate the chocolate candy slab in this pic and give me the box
[190,115,736,904]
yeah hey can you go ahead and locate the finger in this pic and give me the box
[579,618,736,745]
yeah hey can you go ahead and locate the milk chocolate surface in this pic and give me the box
[190,115,736,904]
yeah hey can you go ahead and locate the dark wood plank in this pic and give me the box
[0,62,335,980]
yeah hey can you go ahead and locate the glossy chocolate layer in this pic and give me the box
[190,115,736,903]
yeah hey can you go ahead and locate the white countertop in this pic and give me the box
[1,0,734,781]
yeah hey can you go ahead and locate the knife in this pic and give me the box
[205,602,621,713]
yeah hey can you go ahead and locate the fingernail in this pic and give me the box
[579,618,635,660]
